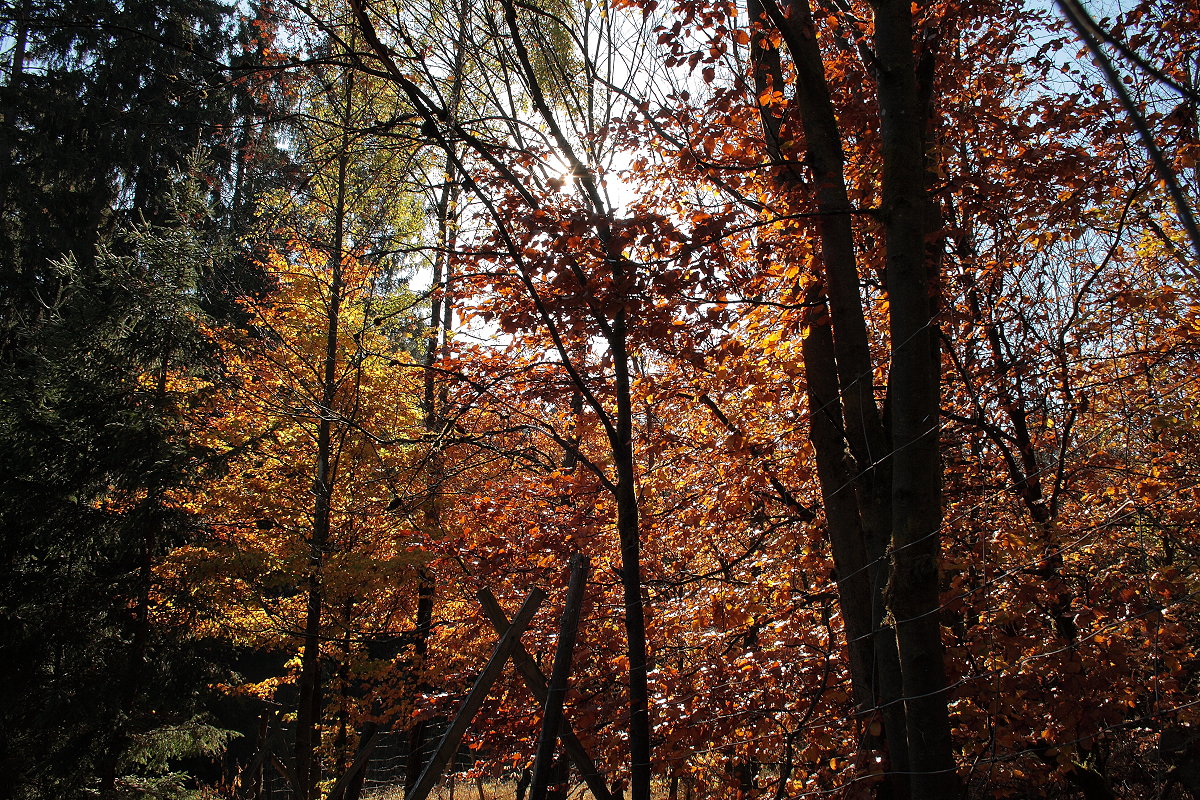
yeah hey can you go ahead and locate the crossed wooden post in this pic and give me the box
[238,560,606,800]
[480,557,611,800]
[405,586,548,800]
[407,555,612,800]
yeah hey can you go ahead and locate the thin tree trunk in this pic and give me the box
[408,148,457,794]
[6,0,29,86]
[296,58,356,800]
[799,290,875,713]
[611,310,652,800]
[405,572,435,793]
[99,347,179,795]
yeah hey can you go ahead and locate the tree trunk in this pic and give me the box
[6,0,29,86]
[875,0,957,796]
[748,0,914,790]
[611,310,652,800]
[408,149,457,794]
[405,571,435,793]
[748,0,961,793]
[296,56,356,800]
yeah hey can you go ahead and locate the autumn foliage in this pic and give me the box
[5,0,1200,798]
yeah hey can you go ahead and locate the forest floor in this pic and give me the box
[366,780,622,800]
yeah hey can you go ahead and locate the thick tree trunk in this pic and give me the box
[799,294,875,712]
[875,1,957,797]
[749,0,960,791]
[748,0,913,790]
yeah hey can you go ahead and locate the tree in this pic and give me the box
[0,170,233,799]
[0,0,251,340]
[4,0,1200,797]
[164,13,430,794]
[163,230,427,799]
[630,0,1200,796]
[0,2,296,792]
[633,0,954,792]
[341,2,670,796]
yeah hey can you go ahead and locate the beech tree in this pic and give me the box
[164,196,426,800]
[4,0,1200,797]
[633,0,956,792]
[336,2,670,797]
[163,9,430,796]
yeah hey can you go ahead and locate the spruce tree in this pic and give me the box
[0,1,278,795]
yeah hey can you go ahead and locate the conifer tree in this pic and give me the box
[0,169,232,799]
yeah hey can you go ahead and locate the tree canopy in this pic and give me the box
[1,0,1198,798]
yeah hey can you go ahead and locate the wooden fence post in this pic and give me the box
[236,710,279,799]
[477,590,613,800]
[530,555,589,800]
[269,750,299,794]
[324,726,380,800]
[406,587,547,800]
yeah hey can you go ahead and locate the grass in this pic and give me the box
[363,777,682,800]
[363,780,530,800]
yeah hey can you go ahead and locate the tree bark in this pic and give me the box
[874,1,957,796]
[296,56,356,800]
[748,0,913,790]
[409,147,456,797]
[611,309,653,800]
[748,0,961,792]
